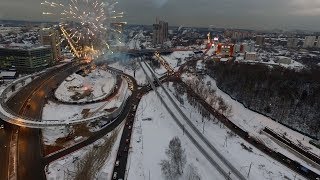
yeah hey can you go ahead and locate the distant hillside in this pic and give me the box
[0,20,57,26]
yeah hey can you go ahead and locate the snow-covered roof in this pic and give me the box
[0,71,16,77]
[0,43,50,50]
[246,52,257,55]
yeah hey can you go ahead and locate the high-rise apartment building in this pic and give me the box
[316,37,320,48]
[256,35,265,46]
[0,45,53,73]
[287,38,299,48]
[39,28,62,63]
[303,36,316,48]
[153,20,168,45]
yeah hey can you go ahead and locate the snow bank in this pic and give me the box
[55,68,116,103]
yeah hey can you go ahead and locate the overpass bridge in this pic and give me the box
[0,64,133,128]
[115,48,193,56]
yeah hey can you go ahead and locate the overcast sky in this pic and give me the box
[1,0,320,31]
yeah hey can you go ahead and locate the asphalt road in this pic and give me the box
[0,120,12,180]
[111,87,147,180]
[43,67,140,180]
[4,62,81,180]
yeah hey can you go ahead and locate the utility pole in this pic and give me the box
[247,162,253,178]
[183,125,185,135]
[202,121,205,134]
[224,136,228,147]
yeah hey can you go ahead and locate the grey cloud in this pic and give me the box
[0,0,319,31]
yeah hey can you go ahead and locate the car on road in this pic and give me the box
[115,160,120,166]
[142,118,152,121]
[125,138,130,144]
[128,126,132,130]
[113,172,117,179]
[0,124,4,129]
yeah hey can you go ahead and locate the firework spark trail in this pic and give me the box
[42,0,125,59]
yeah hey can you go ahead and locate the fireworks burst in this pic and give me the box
[42,0,126,59]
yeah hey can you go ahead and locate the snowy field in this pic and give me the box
[55,68,116,103]
[161,51,195,71]
[46,123,124,180]
[182,73,320,174]
[127,90,226,180]
[109,62,148,86]
[42,79,129,146]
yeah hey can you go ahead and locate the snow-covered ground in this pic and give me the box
[55,68,116,103]
[46,123,124,180]
[182,73,320,173]
[42,79,129,146]
[152,57,167,77]
[127,31,145,50]
[240,59,305,70]
[127,90,224,180]
[161,51,195,71]
[165,82,311,179]
[109,61,148,86]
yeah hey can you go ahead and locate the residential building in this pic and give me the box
[0,44,53,73]
[317,37,320,48]
[303,36,316,48]
[240,43,255,53]
[216,43,234,57]
[39,28,62,63]
[245,52,257,61]
[256,35,265,46]
[287,38,299,48]
[152,20,168,45]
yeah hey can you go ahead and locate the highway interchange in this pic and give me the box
[0,52,319,180]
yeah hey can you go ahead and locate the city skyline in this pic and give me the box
[1,0,320,31]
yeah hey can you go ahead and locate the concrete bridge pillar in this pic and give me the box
[11,85,15,92]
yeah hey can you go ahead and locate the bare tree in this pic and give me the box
[160,160,175,180]
[160,137,187,179]
[185,164,201,180]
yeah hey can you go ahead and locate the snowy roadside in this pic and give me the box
[199,74,320,157]
[109,62,148,86]
[181,73,320,174]
[164,82,309,180]
[46,123,124,180]
[161,51,195,71]
[127,90,224,180]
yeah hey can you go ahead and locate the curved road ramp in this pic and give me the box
[0,65,131,128]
